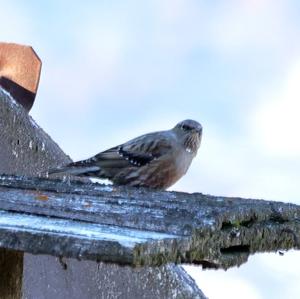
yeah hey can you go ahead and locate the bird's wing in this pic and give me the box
[91,131,174,168]
[48,131,175,177]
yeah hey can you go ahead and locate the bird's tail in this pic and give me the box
[48,161,101,177]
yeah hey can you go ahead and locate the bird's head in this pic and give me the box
[173,119,203,154]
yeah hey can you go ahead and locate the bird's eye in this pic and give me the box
[181,124,191,131]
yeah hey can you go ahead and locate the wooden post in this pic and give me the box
[0,249,23,299]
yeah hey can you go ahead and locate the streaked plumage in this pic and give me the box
[49,119,202,190]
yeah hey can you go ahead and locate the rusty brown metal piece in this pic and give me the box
[0,42,42,112]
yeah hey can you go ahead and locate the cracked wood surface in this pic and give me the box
[0,174,299,269]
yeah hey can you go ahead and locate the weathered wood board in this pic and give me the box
[0,174,299,269]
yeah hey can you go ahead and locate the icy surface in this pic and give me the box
[0,210,176,249]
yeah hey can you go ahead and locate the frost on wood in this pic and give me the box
[0,174,299,269]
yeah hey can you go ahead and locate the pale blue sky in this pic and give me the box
[1,1,300,298]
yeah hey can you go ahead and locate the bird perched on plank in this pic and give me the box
[49,119,202,190]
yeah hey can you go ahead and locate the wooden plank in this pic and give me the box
[0,174,299,268]
[1,175,299,233]
[0,210,177,265]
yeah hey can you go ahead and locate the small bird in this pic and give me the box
[49,119,202,190]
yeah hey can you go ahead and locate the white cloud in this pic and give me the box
[207,0,291,53]
[252,58,300,159]
[185,265,264,299]
[0,2,34,43]
[185,251,300,299]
